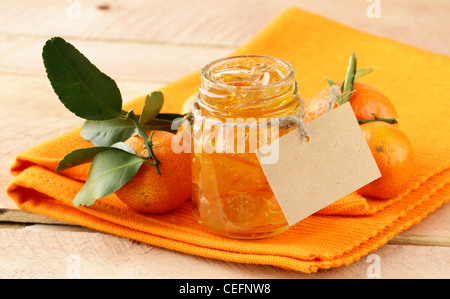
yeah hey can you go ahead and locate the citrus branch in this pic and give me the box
[358,113,398,125]
[127,109,162,175]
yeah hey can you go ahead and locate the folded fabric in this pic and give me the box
[6,7,450,273]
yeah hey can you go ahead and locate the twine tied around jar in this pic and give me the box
[189,85,342,143]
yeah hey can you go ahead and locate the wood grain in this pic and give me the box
[0,0,449,278]
[0,35,230,82]
[1,0,449,55]
[390,234,450,247]
[1,227,449,279]
[0,209,71,225]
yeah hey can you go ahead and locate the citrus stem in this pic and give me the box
[358,113,398,125]
[118,110,130,120]
[128,109,161,175]
[147,131,161,164]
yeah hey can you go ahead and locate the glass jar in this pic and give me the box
[191,55,301,239]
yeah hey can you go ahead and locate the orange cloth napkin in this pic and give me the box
[6,8,450,273]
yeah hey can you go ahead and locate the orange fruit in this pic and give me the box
[304,81,398,125]
[303,85,336,123]
[348,81,398,125]
[115,130,191,214]
[357,122,414,199]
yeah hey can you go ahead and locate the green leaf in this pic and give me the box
[341,52,357,104]
[81,117,136,146]
[139,91,164,125]
[72,150,144,207]
[326,78,338,87]
[354,68,373,80]
[42,37,122,120]
[56,142,136,172]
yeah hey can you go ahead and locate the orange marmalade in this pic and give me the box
[191,55,300,239]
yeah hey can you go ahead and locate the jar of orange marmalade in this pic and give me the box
[191,55,301,239]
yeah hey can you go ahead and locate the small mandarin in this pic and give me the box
[115,130,191,214]
[357,122,414,199]
[304,81,398,125]
[348,81,398,125]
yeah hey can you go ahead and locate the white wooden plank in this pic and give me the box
[0,228,449,278]
[0,0,291,47]
[0,0,449,55]
[0,35,230,82]
[390,234,450,247]
[0,210,70,225]
[400,202,450,236]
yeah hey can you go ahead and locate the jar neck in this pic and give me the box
[197,55,300,121]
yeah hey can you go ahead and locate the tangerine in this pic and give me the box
[303,84,337,123]
[115,130,191,214]
[304,81,398,125]
[348,81,398,125]
[357,122,414,199]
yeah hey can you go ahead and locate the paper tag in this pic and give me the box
[256,102,381,226]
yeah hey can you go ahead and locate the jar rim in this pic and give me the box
[200,54,295,91]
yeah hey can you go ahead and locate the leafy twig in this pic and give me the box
[128,110,162,175]
[358,113,398,125]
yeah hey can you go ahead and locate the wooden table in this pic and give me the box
[1,0,449,279]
